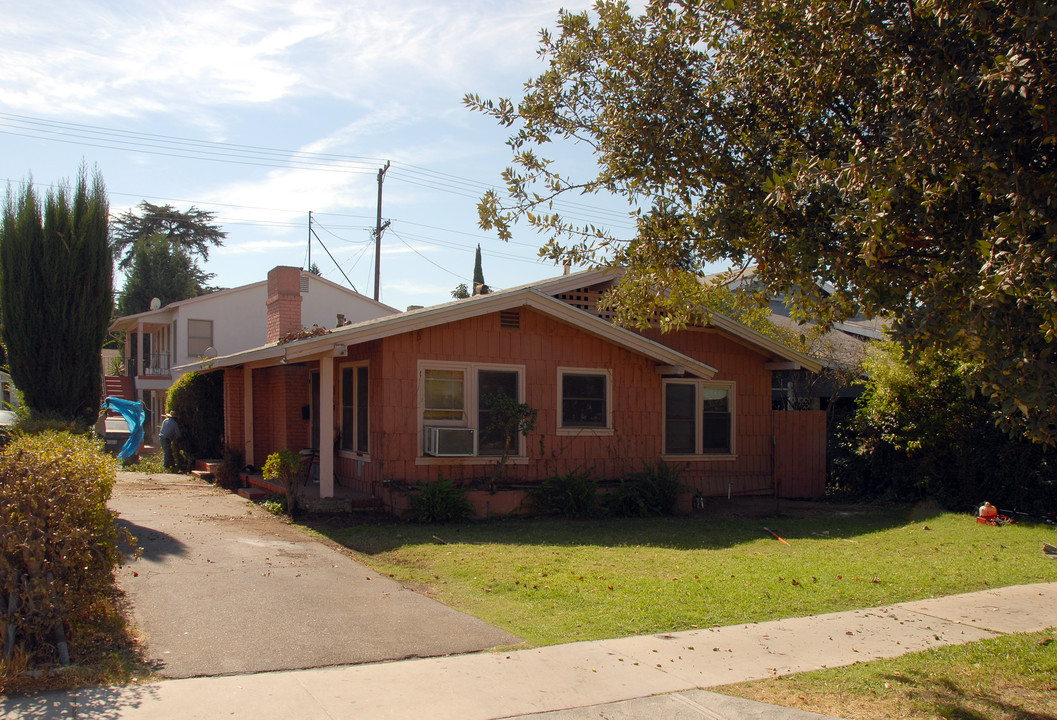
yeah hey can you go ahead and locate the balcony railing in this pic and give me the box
[133,353,171,377]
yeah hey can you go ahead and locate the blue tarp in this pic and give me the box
[102,396,145,460]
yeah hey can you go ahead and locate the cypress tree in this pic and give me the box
[472,244,488,295]
[0,168,113,424]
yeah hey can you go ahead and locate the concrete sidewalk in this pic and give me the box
[4,583,1055,719]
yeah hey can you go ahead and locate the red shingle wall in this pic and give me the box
[251,364,309,463]
[638,326,776,496]
[334,308,774,492]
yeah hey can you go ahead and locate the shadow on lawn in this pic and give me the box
[883,669,1057,720]
[304,498,948,556]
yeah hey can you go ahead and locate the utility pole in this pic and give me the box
[373,161,391,302]
[307,210,312,270]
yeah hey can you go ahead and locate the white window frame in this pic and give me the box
[416,360,527,464]
[339,362,370,458]
[556,367,613,436]
[661,379,736,460]
[186,319,213,358]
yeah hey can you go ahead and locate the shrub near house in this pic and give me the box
[0,432,134,673]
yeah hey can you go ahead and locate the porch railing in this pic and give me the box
[129,353,171,377]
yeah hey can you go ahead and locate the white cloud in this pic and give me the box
[0,0,587,120]
[220,238,306,254]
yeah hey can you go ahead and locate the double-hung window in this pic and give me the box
[662,380,734,456]
[558,368,612,434]
[186,319,213,358]
[340,364,369,454]
[420,362,524,457]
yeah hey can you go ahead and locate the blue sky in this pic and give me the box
[0,1,641,312]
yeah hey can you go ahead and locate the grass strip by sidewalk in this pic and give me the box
[714,629,1057,720]
[310,506,1056,646]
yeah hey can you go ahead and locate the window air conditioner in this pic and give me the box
[424,426,477,457]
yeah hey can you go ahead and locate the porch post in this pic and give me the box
[319,355,335,498]
[243,368,254,466]
[136,321,144,379]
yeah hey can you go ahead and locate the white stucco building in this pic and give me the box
[108,267,397,439]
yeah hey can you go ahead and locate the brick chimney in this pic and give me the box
[266,266,304,343]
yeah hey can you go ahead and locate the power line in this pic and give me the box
[0,112,638,227]
[388,229,468,283]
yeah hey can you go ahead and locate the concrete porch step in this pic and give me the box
[191,469,215,481]
[237,487,271,500]
[195,458,223,474]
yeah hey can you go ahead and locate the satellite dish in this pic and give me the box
[149,297,161,310]
[204,346,218,359]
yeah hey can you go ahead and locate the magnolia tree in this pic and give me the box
[468,0,1057,443]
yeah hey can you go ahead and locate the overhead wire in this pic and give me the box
[308,225,358,292]
[388,229,468,283]
[2,112,628,294]
[0,112,637,228]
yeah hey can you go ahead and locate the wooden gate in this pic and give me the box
[773,410,826,498]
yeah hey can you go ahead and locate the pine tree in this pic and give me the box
[113,202,225,314]
[0,169,113,423]
[116,234,204,315]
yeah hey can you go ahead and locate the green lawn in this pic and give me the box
[716,629,1057,720]
[310,505,1057,646]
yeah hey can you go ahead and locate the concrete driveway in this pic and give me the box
[111,472,519,679]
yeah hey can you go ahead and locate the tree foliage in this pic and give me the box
[111,201,225,272]
[833,341,1056,513]
[116,234,207,315]
[0,170,113,424]
[468,0,1057,443]
[472,244,487,294]
[112,203,225,314]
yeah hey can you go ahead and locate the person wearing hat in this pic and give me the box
[159,412,181,470]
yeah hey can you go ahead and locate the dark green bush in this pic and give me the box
[166,370,224,469]
[0,432,134,669]
[605,461,684,517]
[409,477,473,523]
[529,468,600,519]
[830,342,1057,513]
[214,445,244,490]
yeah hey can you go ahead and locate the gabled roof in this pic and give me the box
[109,271,395,333]
[536,267,824,373]
[109,281,267,332]
[177,284,719,379]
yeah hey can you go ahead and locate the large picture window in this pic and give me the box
[186,319,213,357]
[558,368,611,433]
[420,362,523,457]
[663,380,734,456]
[341,364,369,454]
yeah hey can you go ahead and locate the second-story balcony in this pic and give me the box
[134,352,171,378]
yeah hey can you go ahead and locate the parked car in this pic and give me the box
[0,409,18,447]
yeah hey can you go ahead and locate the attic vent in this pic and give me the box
[500,310,521,329]
[300,275,310,293]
